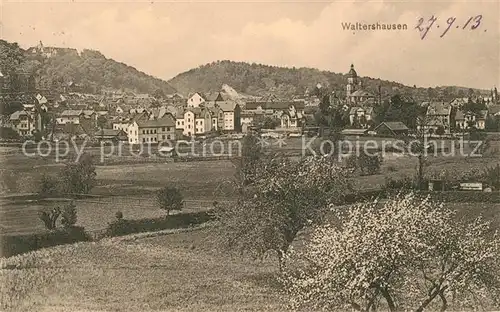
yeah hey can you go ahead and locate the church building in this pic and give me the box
[345,64,376,105]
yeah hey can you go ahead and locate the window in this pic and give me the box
[162,135,165,139]
[135,131,137,135]
[188,118,191,122]
[143,138,146,142]
[154,137,157,142]
[162,127,165,131]
[167,127,171,131]
[142,130,145,134]
[153,129,157,134]
[167,135,171,139]
[182,121,184,125]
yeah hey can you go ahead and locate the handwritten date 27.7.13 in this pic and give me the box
[416,15,485,39]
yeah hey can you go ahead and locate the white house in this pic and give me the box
[187,92,206,108]
[57,110,82,124]
[181,107,212,136]
[127,114,176,144]
[455,110,488,130]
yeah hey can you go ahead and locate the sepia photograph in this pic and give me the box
[0,0,500,311]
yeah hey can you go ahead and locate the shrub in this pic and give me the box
[38,207,61,230]
[60,154,96,195]
[384,176,418,191]
[483,164,500,189]
[105,211,213,237]
[60,201,77,228]
[0,226,89,258]
[346,152,383,176]
[38,174,59,197]
[115,211,123,220]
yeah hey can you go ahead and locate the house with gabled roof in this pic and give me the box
[127,113,176,144]
[217,101,241,132]
[9,110,36,136]
[187,92,206,108]
[349,107,375,128]
[455,110,488,130]
[374,122,409,137]
[424,101,454,133]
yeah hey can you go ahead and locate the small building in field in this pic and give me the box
[374,121,409,137]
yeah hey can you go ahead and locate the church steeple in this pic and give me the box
[346,64,359,102]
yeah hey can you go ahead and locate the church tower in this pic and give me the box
[346,64,358,103]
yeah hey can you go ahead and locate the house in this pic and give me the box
[240,110,264,129]
[450,97,469,107]
[245,101,306,119]
[113,120,131,132]
[217,101,241,132]
[57,110,82,124]
[455,110,488,130]
[187,92,206,108]
[182,107,212,136]
[374,122,409,137]
[280,105,303,130]
[52,123,88,141]
[424,101,454,133]
[203,92,228,107]
[94,129,128,142]
[127,114,176,144]
[208,106,224,131]
[9,111,36,136]
[348,107,375,128]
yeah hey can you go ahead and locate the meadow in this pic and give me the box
[1,141,498,235]
[2,199,500,312]
[0,227,287,312]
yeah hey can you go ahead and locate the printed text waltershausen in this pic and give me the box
[341,22,408,31]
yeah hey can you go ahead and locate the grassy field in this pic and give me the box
[0,227,287,312]
[0,195,226,235]
[1,144,498,236]
[2,200,500,312]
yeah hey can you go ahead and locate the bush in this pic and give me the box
[38,207,61,230]
[115,211,123,220]
[60,201,77,228]
[38,174,59,197]
[0,226,89,258]
[105,211,213,237]
[383,176,419,191]
[346,152,383,176]
[60,154,96,195]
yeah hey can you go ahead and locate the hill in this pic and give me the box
[168,60,489,100]
[0,40,176,95]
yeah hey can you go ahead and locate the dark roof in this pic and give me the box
[375,121,409,132]
[136,114,175,128]
[94,129,126,137]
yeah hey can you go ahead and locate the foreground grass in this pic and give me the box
[0,228,287,312]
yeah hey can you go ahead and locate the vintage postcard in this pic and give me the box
[1,0,500,311]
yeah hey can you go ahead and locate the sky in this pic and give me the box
[1,0,499,89]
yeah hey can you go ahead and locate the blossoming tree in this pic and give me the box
[283,193,500,311]
[215,155,352,270]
